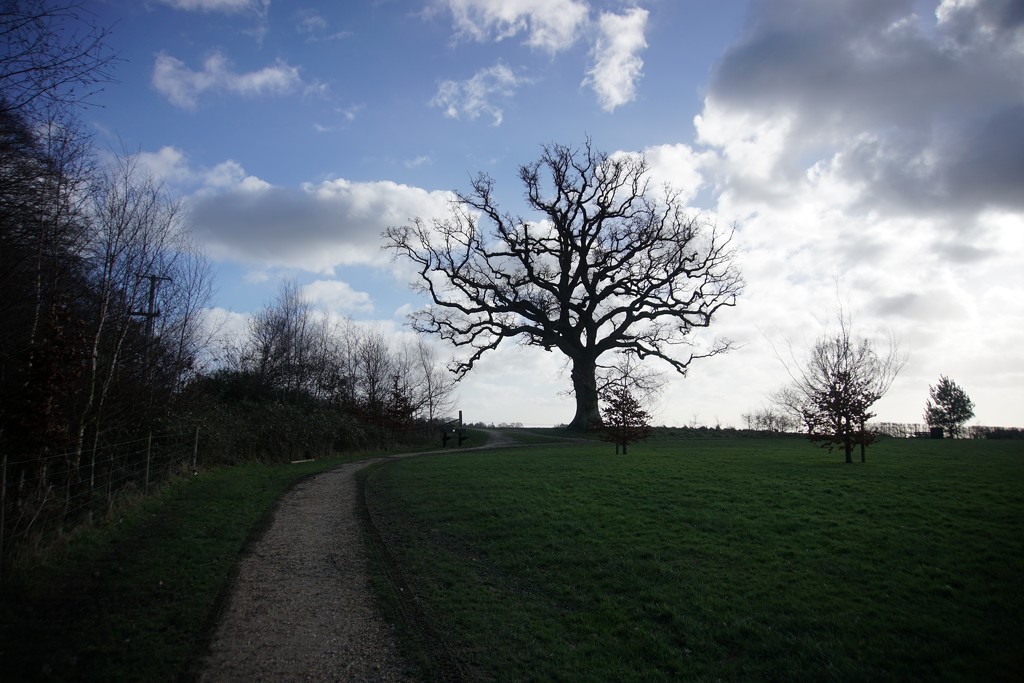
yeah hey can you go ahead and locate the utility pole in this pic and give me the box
[131,274,171,367]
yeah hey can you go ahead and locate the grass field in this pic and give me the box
[363,433,1024,682]
[2,432,1020,681]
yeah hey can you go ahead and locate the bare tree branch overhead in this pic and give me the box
[1,0,118,122]
[385,139,743,430]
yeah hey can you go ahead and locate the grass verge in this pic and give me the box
[0,451,377,682]
[363,435,1024,682]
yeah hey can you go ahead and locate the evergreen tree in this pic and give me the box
[598,385,652,455]
[925,376,975,438]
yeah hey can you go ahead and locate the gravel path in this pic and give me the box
[197,459,414,682]
[197,431,523,682]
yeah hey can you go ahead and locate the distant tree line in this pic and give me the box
[872,423,1021,440]
[192,279,458,462]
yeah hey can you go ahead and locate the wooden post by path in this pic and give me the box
[145,432,152,493]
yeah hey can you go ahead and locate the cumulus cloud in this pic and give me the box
[680,0,1024,426]
[189,172,455,274]
[152,51,302,109]
[136,146,194,185]
[437,0,590,52]
[609,143,711,206]
[585,7,648,112]
[302,280,374,314]
[699,0,1024,216]
[430,1,651,116]
[431,63,528,126]
[134,147,274,195]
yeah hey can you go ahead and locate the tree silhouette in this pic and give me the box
[1,0,117,123]
[774,311,905,463]
[384,140,742,430]
[599,385,652,454]
[924,376,975,438]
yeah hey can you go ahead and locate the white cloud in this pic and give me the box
[637,143,713,204]
[158,0,262,11]
[694,101,794,190]
[432,2,652,116]
[405,155,432,168]
[431,63,528,126]
[295,8,328,34]
[302,280,374,314]
[152,51,302,109]
[585,7,649,112]
[199,306,251,365]
[456,342,571,425]
[129,147,269,196]
[682,0,1024,426]
[294,8,351,41]
[437,0,590,52]
[189,169,455,274]
[243,270,271,284]
[702,0,1024,216]
[136,146,194,185]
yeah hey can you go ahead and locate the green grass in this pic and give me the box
[362,435,1024,682]
[0,452,375,682]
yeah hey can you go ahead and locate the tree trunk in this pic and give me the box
[843,417,853,464]
[567,357,600,431]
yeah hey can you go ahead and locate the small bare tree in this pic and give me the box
[244,279,329,400]
[596,353,659,453]
[743,405,798,432]
[773,310,905,463]
[409,337,458,427]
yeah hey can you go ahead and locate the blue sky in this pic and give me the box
[86,0,1024,428]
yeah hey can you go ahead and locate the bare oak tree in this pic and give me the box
[384,141,742,430]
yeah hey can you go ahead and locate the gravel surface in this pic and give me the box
[197,432,522,682]
[197,459,414,682]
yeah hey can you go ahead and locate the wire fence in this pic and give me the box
[0,416,448,575]
[1,426,199,572]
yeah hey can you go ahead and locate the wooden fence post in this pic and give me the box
[145,432,152,493]
[192,426,199,474]
[1,451,7,581]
